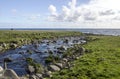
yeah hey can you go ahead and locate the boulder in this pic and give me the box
[30,75,36,79]
[63,58,68,62]
[2,43,7,48]
[0,66,3,72]
[0,66,3,77]
[55,63,63,69]
[30,74,43,79]
[36,74,43,79]
[79,47,85,55]
[10,43,17,49]
[75,57,80,60]
[48,65,60,72]
[27,65,35,74]
[4,69,20,79]
[43,71,52,77]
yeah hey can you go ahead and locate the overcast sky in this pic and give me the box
[0,0,120,28]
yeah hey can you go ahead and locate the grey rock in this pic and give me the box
[35,74,43,79]
[0,46,3,51]
[48,65,60,72]
[10,43,18,49]
[43,71,52,77]
[55,63,63,69]
[28,65,35,73]
[0,66,3,72]
[30,75,36,79]
[76,57,80,60]
[79,47,85,55]
[0,66,3,77]
[4,69,20,79]
[2,43,7,48]
[63,58,68,62]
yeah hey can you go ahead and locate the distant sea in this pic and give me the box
[0,28,120,36]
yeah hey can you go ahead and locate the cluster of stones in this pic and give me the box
[0,36,86,79]
[25,46,85,79]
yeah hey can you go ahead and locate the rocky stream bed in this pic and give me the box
[0,36,86,79]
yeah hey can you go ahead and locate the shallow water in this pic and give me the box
[0,36,86,76]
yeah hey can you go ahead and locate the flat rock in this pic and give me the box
[4,69,20,79]
[0,66,3,77]
[36,74,43,79]
[49,65,60,72]
[55,63,63,69]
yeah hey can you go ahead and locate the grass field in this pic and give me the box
[0,30,82,51]
[1,30,120,79]
[49,35,120,79]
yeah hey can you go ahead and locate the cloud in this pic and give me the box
[11,9,17,14]
[99,9,115,16]
[48,5,57,16]
[48,0,120,28]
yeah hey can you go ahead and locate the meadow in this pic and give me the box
[0,30,82,51]
[1,30,120,79]
[49,35,120,79]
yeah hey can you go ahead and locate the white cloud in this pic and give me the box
[11,9,17,14]
[48,5,58,16]
[48,0,120,28]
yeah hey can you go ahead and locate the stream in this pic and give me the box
[0,36,86,76]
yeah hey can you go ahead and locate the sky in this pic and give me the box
[0,0,120,28]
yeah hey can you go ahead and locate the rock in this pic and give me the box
[21,45,27,49]
[76,57,80,60]
[80,40,87,44]
[36,74,43,79]
[55,63,63,69]
[18,50,27,54]
[57,50,64,54]
[0,66,3,77]
[30,75,36,79]
[48,65,60,72]
[57,46,65,51]
[0,46,3,51]
[27,65,35,74]
[63,58,68,62]
[4,69,20,79]
[10,43,17,49]
[34,50,42,53]
[2,43,7,48]
[43,71,52,77]
[79,47,85,55]
[0,66,3,72]
[29,74,43,79]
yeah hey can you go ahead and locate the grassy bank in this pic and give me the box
[0,30,82,51]
[50,35,120,79]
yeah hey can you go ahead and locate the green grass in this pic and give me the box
[0,30,82,51]
[0,30,82,43]
[50,35,120,79]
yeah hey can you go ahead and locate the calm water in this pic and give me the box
[78,29,120,36]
